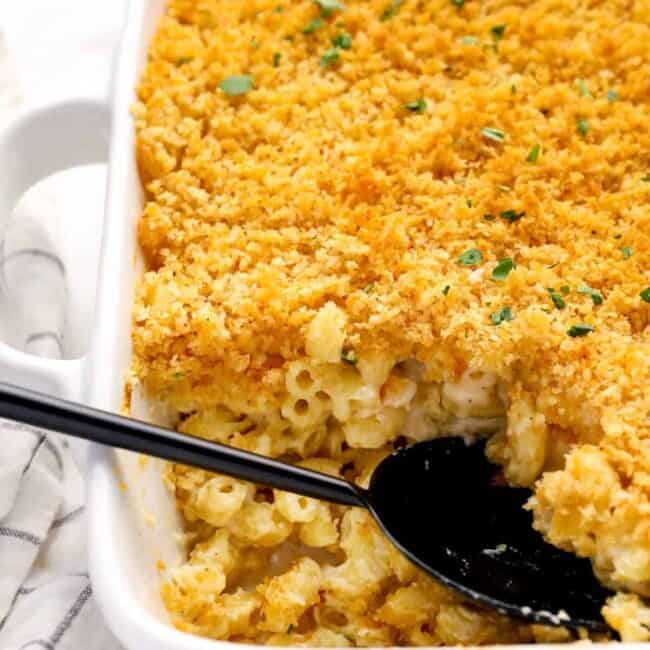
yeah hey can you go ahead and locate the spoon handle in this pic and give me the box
[0,382,367,508]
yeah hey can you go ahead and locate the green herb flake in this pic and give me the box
[607,89,618,102]
[404,97,427,113]
[577,284,603,305]
[381,0,403,20]
[451,0,465,7]
[219,74,253,96]
[332,32,352,49]
[363,283,374,293]
[483,213,496,221]
[560,285,570,295]
[640,287,650,303]
[461,36,480,45]
[273,5,285,12]
[490,306,514,326]
[500,209,525,222]
[250,39,261,50]
[315,0,346,16]
[577,118,589,136]
[622,246,633,259]
[458,248,483,266]
[273,52,282,67]
[576,78,590,97]
[526,144,540,163]
[174,371,185,379]
[567,323,594,337]
[442,285,451,295]
[548,290,566,310]
[303,17,324,33]
[511,84,517,94]
[341,348,357,364]
[466,198,473,208]
[481,127,505,143]
[492,257,515,281]
[642,175,650,182]
[320,48,340,67]
[177,56,194,65]
[491,24,506,41]
[287,624,294,634]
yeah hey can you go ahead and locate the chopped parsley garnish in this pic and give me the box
[640,287,650,303]
[548,290,566,309]
[273,5,285,12]
[404,97,427,113]
[576,78,590,97]
[490,24,506,49]
[560,285,570,294]
[303,17,324,33]
[273,52,282,67]
[577,284,603,305]
[567,324,594,337]
[622,246,633,259]
[577,118,589,136]
[607,89,618,102]
[363,283,374,293]
[381,0,403,20]
[491,24,506,40]
[483,213,496,221]
[511,84,517,94]
[642,175,650,182]
[500,209,525,222]
[491,306,514,326]
[177,57,194,65]
[451,0,465,7]
[492,257,515,281]
[442,285,451,295]
[320,48,340,67]
[287,624,294,634]
[461,36,480,45]
[526,144,540,163]
[174,371,185,379]
[219,75,253,96]
[458,248,483,266]
[332,32,352,49]
[315,0,346,16]
[481,127,505,142]
[466,198,473,208]
[341,348,357,364]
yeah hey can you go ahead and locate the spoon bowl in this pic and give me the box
[366,437,612,631]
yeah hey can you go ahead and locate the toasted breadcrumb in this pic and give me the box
[134,0,650,644]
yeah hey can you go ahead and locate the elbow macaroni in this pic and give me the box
[161,349,520,645]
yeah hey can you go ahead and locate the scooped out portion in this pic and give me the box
[132,0,650,644]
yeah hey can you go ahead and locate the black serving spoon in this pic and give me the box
[0,381,612,631]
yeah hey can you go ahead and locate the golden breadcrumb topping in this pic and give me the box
[133,0,650,644]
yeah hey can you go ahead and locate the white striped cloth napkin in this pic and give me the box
[0,29,122,650]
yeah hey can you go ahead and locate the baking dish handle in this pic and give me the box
[0,97,109,399]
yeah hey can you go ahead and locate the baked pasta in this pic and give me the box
[132,0,650,644]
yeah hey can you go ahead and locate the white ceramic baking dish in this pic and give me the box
[0,1,641,649]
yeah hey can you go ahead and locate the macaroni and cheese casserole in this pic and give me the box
[132,0,650,644]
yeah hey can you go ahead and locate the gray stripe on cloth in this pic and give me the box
[0,526,41,545]
[20,641,54,650]
[22,435,46,475]
[51,506,84,530]
[0,249,66,275]
[49,583,92,646]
